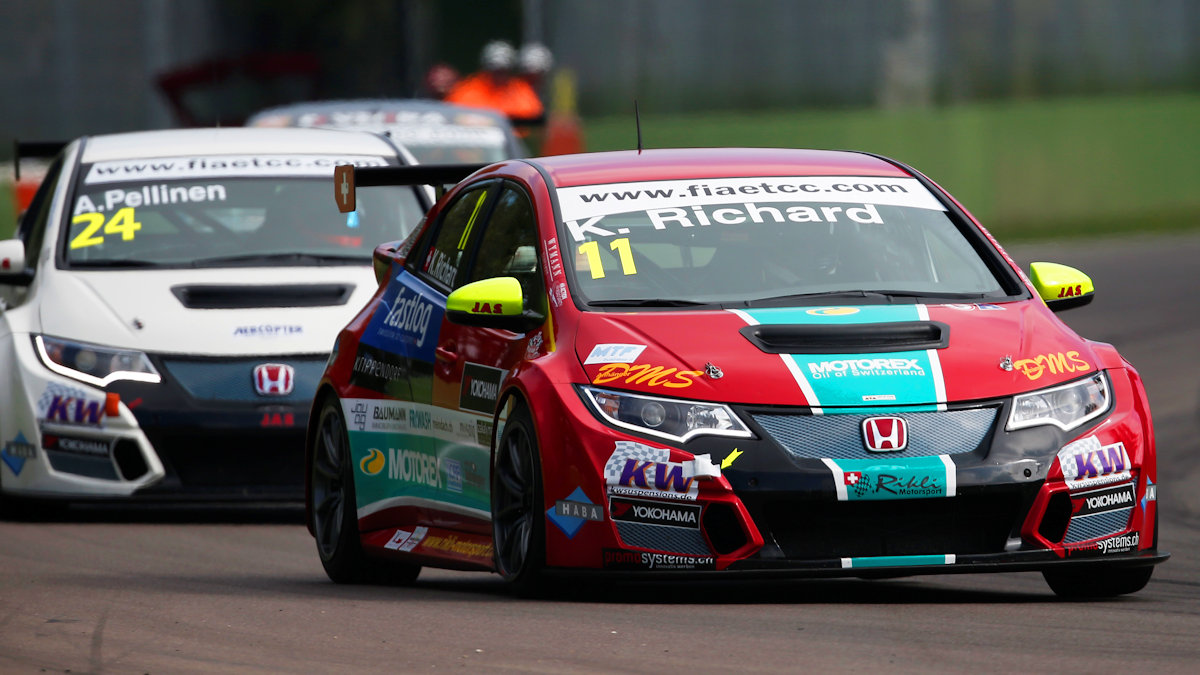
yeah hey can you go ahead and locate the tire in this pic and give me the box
[309,395,419,585]
[491,403,546,595]
[1042,565,1153,599]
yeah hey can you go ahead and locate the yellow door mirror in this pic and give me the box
[446,277,545,332]
[1028,262,1094,311]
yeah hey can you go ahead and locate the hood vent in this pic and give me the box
[740,321,949,354]
[171,284,355,309]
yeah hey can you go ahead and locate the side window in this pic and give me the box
[18,156,64,273]
[416,183,494,290]
[466,184,546,313]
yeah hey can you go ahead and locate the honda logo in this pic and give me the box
[253,363,295,396]
[862,416,907,452]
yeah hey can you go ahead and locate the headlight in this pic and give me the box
[34,335,161,387]
[579,385,752,443]
[1006,371,1110,431]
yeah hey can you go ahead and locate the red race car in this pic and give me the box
[305,148,1166,597]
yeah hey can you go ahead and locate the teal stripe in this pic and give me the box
[743,305,923,325]
[741,305,937,408]
[847,554,953,569]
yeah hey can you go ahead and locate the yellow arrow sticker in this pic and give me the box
[721,448,743,469]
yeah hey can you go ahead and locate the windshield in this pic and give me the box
[554,176,1006,305]
[65,154,425,267]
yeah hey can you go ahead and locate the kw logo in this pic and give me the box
[46,396,104,425]
[619,459,694,494]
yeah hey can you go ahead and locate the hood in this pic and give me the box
[574,301,1097,410]
[36,266,377,356]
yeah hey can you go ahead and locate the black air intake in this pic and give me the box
[739,321,949,354]
[171,284,355,309]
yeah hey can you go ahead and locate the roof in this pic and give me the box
[526,148,914,188]
[245,98,514,129]
[79,127,402,163]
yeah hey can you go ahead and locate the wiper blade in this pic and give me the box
[194,253,363,267]
[746,289,988,306]
[587,298,710,307]
[69,259,163,269]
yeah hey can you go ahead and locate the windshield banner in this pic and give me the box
[84,155,389,184]
[557,176,945,225]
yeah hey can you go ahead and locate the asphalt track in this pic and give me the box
[2,232,1199,674]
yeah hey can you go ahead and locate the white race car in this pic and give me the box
[0,127,429,506]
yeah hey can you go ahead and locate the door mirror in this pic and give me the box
[446,277,545,332]
[0,239,32,286]
[1029,262,1094,311]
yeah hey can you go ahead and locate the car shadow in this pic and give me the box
[1,500,306,525]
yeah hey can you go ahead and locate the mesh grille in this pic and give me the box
[752,408,997,460]
[615,521,712,556]
[1063,508,1132,544]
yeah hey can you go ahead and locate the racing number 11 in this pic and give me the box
[578,238,637,279]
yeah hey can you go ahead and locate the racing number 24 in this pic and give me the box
[578,237,637,279]
[70,208,142,249]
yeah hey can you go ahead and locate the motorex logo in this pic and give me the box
[807,357,925,379]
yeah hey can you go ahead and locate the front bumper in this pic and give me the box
[538,373,1163,578]
[1,339,325,501]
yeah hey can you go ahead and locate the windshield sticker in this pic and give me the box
[386,125,506,147]
[731,305,947,412]
[558,176,943,229]
[69,207,141,249]
[74,184,228,215]
[84,155,388,184]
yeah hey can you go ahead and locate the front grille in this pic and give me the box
[615,522,711,556]
[1063,508,1132,544]
[158,357,327,403]
[752,408,997,460]
[760,492,1023,559]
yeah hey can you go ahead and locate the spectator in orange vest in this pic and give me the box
[446,40,544,129]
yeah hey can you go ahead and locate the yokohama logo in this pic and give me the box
[253,363,295,396]
[862,416,907,452]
